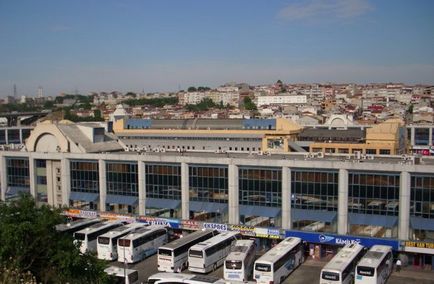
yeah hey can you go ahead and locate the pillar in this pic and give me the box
[138,161,146,215]
[181,162,189,220]
[60,158,70,207]
[29,156,36,198]
[338,169,349,235]
[99,159,106,212]
[399,171,411,240]
[281,167,292,230]
[0,155,6,201]
[228,164,239,225]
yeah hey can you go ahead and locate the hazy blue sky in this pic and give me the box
[1,0,433,97]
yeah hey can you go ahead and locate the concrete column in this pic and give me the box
[5,129,8,145]
[281,167,292,230]
[181,162,190,220]
[429,127,433,146]
[399,171,411,240]
[0,155,6,201]
[99,159,107,212]
[228,164,240,225]
[138,161,146,215]
[19,129,23,144]
[60,158,70,206]
[28,156,36,198]
[410,127,415,149]
[338,169,349,235]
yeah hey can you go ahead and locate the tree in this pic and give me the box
[187,86,197,92]
[243,97,257,111]
[0,194,112,283]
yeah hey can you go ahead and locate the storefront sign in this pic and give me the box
[64,209,98,219]
[229,224,256,237]
[285,230,400,250]
[181,220,201,230]
[137,216,180,228]
[403,241,434,255]
[203,222,227,232]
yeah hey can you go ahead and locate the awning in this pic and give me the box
[292,209,337,223]
[410,216,434,231]
[146,198,180,209]
[349,213,398,227]
[240,205,281,218]
[189,201,228,213]
[69,191,99,202]
[106,194,138,206]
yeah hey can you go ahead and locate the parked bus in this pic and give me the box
[188,231,239,273]
[245,216,269,227]
[148,272,226,284]
[97,222,146,260]
[157,229,218,272]
[254,237,304,284]
[320,243,365,284]
[73,221,124,254]
[117,226,168,263]
[302,221,325,232]
[104,266,139,284]
[55,218,101,235]
[355,245,393,284]
[224,239,256,282]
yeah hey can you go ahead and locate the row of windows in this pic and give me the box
[6,158,30,188]
[119,136,261,142]
[106,162,138,196]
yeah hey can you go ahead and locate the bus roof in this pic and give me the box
[55,218,101,232]
[159,230,217,250]
[322,243,364,272]
[74,221,123,235]
[98,223,146,239]
[357,245,392,268]
[255,237,302,264]
[226,239,255,262]
[189,231,238,251]
[104,265,137,276]
[120,225,166,241]
[148,272,224,283]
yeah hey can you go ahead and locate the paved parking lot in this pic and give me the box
[111,253,434,284]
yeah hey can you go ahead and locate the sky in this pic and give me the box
[0,0,434,97]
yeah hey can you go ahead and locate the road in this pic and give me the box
[111,253,434,284]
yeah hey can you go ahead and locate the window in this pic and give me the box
[239,167,281,207]
[70,160,99,194]
[106,162,138,196]
[146,163,181,200]
[379,149,391,155]
[366,149,377,155]
[189,165,228,204]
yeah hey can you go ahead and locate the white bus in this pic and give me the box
[320,243,365,284]
[224,239,256,282]
[302,221,326,232]
[117,226,168,263]
[157,229,218,272]
[148,272,226,284]
[73,221,124,254]
[56,218,101,235]
[97,222,146,260]
[188,231,239,273]
[355,245,393,284]
[254,237,304,284]
[104,266,139,284]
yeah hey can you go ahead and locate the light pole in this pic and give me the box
[123,245,127,284]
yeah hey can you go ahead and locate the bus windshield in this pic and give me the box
[189,249,203,258]
[255,263,271,272]
[74,233,85,241]
[322,271,340,281]
[158,248,172,256]
[118,239,131,247]
[357,266,375,277]
[98,237,110,245]
[225,260,242,270]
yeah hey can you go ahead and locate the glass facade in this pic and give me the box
[106,161,138,196]
[411,174,434,219]
[6,157,30,195]
[70,160,99,193]
[348,171,400,215]
[189,165,228,203]
[145,163,181,200]
[35,159,47,204]
[415,128,430,146]
[239,166,281,207]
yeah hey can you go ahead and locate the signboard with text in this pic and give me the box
[403,241,434,255]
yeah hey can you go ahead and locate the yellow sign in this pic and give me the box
[404,241,434,249]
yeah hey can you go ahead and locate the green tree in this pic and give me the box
[187,86,197,92]
[243,97,257,111]
[0,194,112,284]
